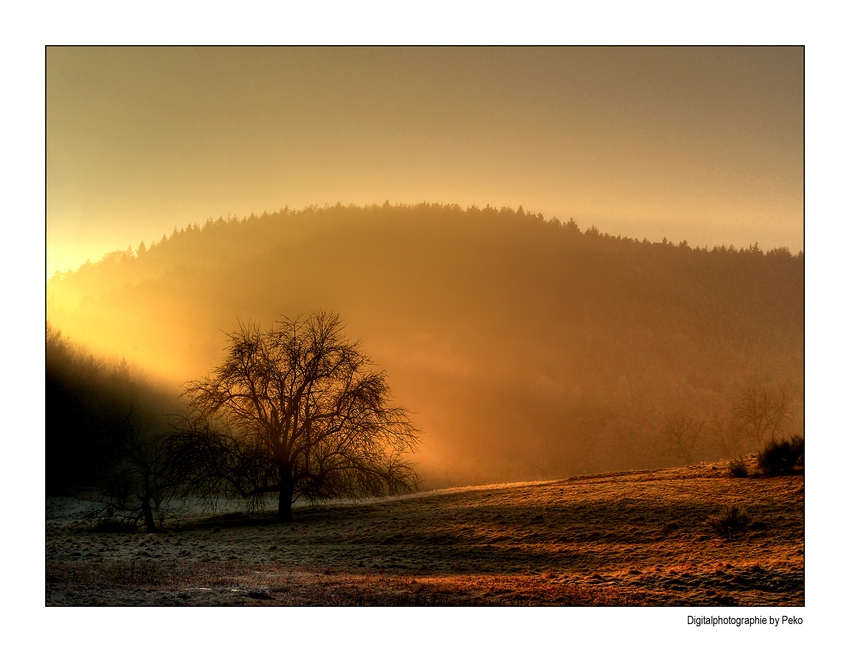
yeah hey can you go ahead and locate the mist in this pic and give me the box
[46,203,802,490]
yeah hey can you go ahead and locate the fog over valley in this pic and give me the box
[47,203,802,491]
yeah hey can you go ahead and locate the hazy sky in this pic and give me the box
[47,46,803,276]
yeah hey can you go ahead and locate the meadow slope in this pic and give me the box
[46,457,803,606]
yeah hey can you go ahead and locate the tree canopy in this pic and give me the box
[170,311,419,521]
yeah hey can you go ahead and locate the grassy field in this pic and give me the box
[45,457,803,606]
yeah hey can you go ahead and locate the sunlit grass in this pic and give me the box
[47,462,803,606]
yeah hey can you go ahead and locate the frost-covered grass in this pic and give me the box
[46,461,803,606]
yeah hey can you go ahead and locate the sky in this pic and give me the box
[46,46,803,277]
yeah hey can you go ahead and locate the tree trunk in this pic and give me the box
[277,481,294,523]
[142,497,160,532]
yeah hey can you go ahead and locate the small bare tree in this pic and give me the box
[104,408,182,532]
[710,382,796,458]
[168,312,419,522]
[730,382,792,448]
[709,409,741,459]
[662,415,705,464]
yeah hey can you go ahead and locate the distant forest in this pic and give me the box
[47,203,803,491]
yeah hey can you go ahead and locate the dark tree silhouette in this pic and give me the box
[170,312,419,522]
[105,407,182,532]
[46,324,130,492]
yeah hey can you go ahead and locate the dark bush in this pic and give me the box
[757,437,803,476]
[85,505,139,533]
[789,434,804,467]
[707,505,750,541]
[728,457,749,478]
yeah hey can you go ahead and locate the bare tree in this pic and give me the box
[709,382,796,459]
[662,414,705,464]
[168,312,419,522]
[709,410,741,459]
[730,382,792,448]
[104,408,183,532]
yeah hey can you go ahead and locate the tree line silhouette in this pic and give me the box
[46,324,178,496]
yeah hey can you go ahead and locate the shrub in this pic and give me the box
[85,504,139,533]
[789,434,804,467]
[757,437,803,476]
[707,505,750,541]
[728,457,749,478]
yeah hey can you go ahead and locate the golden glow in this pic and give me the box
[46,203,803,488]
[46,47,804,489]
[47,46,802,277]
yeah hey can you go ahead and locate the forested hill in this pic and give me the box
[47,203,803,489]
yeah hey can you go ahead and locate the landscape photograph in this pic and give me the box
[45,45,806,626]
